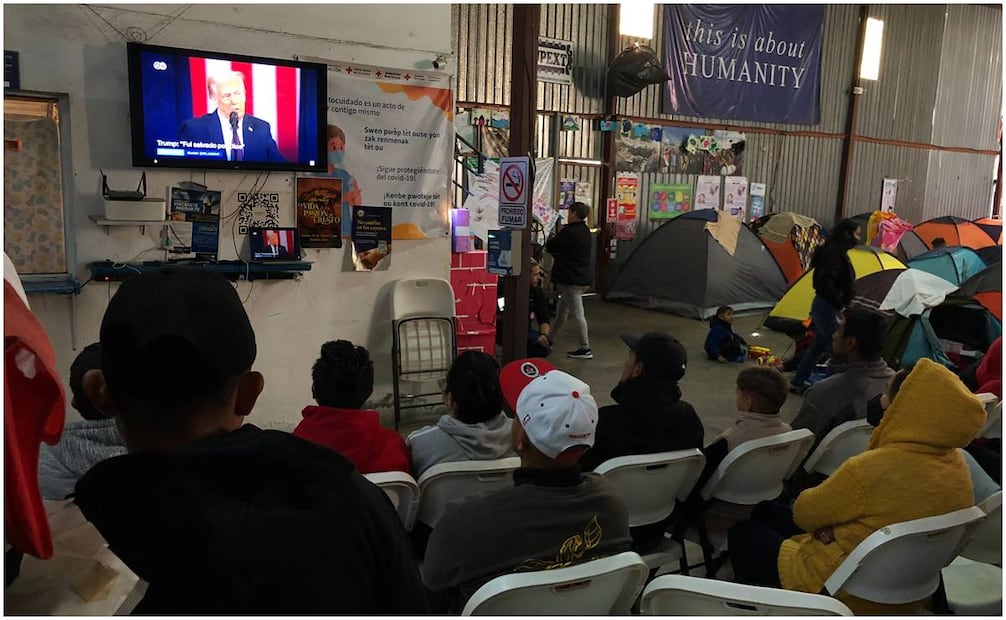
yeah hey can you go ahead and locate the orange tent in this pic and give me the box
[912,216,996,251]
[973,218,1003,245]
[960,262,1002,321]
[762,237,803,284]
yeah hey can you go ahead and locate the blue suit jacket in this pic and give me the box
[178,111,285,162]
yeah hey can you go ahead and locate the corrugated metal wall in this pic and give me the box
[452,2,1001,243]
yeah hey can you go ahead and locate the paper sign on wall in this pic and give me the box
[750,182,767,220]
[723,176,749,220]
[615,173,639,240]
[881,178,898,213]
[695,175,721,211]
[351,206,392,271]
[649,182,692,220]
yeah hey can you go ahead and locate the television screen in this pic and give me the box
[249,227,302,261]
[127,42,327,172]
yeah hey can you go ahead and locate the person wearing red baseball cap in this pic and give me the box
[423,358,631,613]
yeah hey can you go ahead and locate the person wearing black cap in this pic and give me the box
[72,270,426,615]
[579,331,705,552]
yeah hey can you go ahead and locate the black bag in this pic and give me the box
[607,43,669,98]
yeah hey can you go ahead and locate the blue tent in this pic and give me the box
[906,246,987,286]
[883,294,1001,370]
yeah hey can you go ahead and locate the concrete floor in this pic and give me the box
[397,295,804,439]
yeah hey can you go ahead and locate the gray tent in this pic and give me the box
[608,210,789,319]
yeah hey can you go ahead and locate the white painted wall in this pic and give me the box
[4,4,454,429]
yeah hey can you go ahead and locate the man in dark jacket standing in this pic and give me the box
[545,201,594,359]
[791,219,860,392]
[580,331,705,551]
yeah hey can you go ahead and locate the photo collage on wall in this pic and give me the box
[617,123,746,176]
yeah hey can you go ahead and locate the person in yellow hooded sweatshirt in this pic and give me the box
[727,357,986,614]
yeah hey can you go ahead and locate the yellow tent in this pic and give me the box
[767,246,907,322]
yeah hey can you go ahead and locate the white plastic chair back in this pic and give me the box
[391,278,456,382]
[802,420,874,477]
[981,400,1002,440]
[823,506,987,604]
[641,574,853,616]
[960,491,1002,565]
[416,457,521,528]
[462,551,648,616]
[701,430,815,503]
[594,449,705,527]
[364,471,419,531]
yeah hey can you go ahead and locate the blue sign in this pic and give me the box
[662,5,824,125]
[487,229,513,276]
[4,50,20,90]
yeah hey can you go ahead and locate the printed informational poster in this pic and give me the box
[463,158,557,241]
[323,60,452,240]
[723,176,749,220]
[574,180,592,211]
[881,178,898,213]
[606,197,618,224]
[695,175,721,211]
[559,179,577,210]
[296,177,343,248]
[351,206,392,271]
[487,228,513,276]
[165,187,221,260]
[750,182,767,220]
[615,173,639,240]
[649,182,693,220]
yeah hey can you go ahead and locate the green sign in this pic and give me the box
[648,182,693,220]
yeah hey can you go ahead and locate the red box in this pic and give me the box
[451,250,488,270]
[457,331,497,355]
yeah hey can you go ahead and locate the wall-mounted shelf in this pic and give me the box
[88,260,313,283]
[89,215,172,235]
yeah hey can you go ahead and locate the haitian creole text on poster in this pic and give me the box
[750,182,767,220]
[723,176,749,220]
[695,175,721,211]
[649,182,693,220]
[615,173,639,240]
[463,158,557,241]
[663,5,825,124]
[296,177,343,248]
[321,61,452,240]
[351,206,392,271]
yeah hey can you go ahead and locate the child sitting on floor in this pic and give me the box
[705,306,748,363]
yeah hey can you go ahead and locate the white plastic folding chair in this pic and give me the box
[416,457,521,529]
[390,278,457,429]
[461,551,648,616]
[594,449,705,574]
[980,400,1001,440]
[823,506,986,609]
[802,419,874,477]
[695,429,815,576]
[641,574,853,616]
[941,491,1003,615]
[364,471,420,531]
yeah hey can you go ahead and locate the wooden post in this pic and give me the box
[595,3,621,297]
[836,4,871,224]
[499,4,540,363]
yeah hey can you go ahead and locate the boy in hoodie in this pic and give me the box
[38,343,127,500]
[579,331,704,552]
[407,351,514,477]
[704,306,748,363]
[728,358,986,614]
[72,270,426,614]
[293,340,409,474]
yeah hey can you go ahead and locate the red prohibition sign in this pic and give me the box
[502,164,524,202]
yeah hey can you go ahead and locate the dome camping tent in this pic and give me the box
[960,262,1002,321]
[912,216,997,251]
[750,212,824,284]
[607,210,788,319]
[906,246,987,287]
[973,217,1003,245]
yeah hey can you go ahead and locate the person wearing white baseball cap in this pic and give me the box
[422,358,631,613]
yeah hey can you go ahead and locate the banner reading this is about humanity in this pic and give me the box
[322,61,453,240]
[662,5,824,125]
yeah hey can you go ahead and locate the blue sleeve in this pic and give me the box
[705,325,728,358]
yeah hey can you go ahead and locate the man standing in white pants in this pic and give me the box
[546,201,594,359]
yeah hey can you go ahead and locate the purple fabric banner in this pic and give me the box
[662,5,824,125]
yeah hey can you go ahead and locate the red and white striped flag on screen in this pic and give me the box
[188,58,301,161]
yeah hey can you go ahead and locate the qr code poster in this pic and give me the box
[237,192,282,234]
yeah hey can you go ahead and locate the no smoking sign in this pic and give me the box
[498,156,530,229]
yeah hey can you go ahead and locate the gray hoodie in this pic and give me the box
[38,418,127,500]
[407,413,515,478]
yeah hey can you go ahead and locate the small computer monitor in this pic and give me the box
[249,227,301,261]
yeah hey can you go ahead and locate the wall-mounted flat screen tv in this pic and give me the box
[127,42,327,172]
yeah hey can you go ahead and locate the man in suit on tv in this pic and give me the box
[179,71,286,163]
[262,230,292,259]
